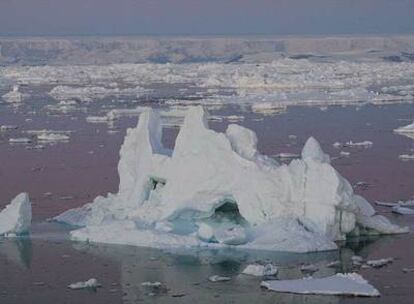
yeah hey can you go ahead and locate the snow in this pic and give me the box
[0,193,32,236]
[55,106,407,253]
[261,273,380,297]
[242,264,278,277]
[68,278,101,290]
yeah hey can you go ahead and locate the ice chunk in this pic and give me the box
[399,154,414,160]
[0,125,18,131]
[274,153,300,159]
[68,278,101,290]
[2,85,24,103]
[344,140,373,148]
[9,137,31,144]
[392,206,414,215]
[261,273,380,297]
[242,264,278,277]
[208,275,231,282]
[327,261,341,268]
[0,193,31,236]
[366,257,393,268]
[402,268,414,273]
[37,132,69,142]
[394,121,414,134]
[300,264,319,274]
[141,281,162,288]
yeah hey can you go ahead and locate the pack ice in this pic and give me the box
[55,106,407,252]
[0,193,32,236]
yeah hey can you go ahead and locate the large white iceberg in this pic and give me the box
[0,193,32,236]
[55,106,407,252]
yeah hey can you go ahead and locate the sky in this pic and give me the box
[0,0,413,36]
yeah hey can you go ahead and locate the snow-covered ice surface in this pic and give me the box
[261,273,380,297]
[55,106,407,253]
[0,193,31,236]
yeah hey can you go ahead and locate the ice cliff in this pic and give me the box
[55,106,407,252]
[0,193,32,236]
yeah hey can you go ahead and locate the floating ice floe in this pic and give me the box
[49,85,149,103]
[260,273,380,297]
[340,151,351,157]
[300,264,319,274]
[0,125,18,131]
[209,275,231,282]
[68,278,101,290]
[36,132,70,142]
[55,106,407,253]
[1,85,25,103]
[242,264,278,277]
[392,205,414,215]
[0,193,31,236]
[141,281,162,288]
[24,130,71,143]
[394,121,414,134]
[273,153,300,159]
[344,140,373,148]
[375,200,414,208]
[402,268,414,273]
[9,137,31,144]
[399,154,414,160]
[366,257,393,268]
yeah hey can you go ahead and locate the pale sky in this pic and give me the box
[0,0,413,36]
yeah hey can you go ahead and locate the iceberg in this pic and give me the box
[0,193,32,236]
[260,273,380,297]
[55,106,407,252]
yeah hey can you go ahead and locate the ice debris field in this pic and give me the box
[49,106,408,253]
